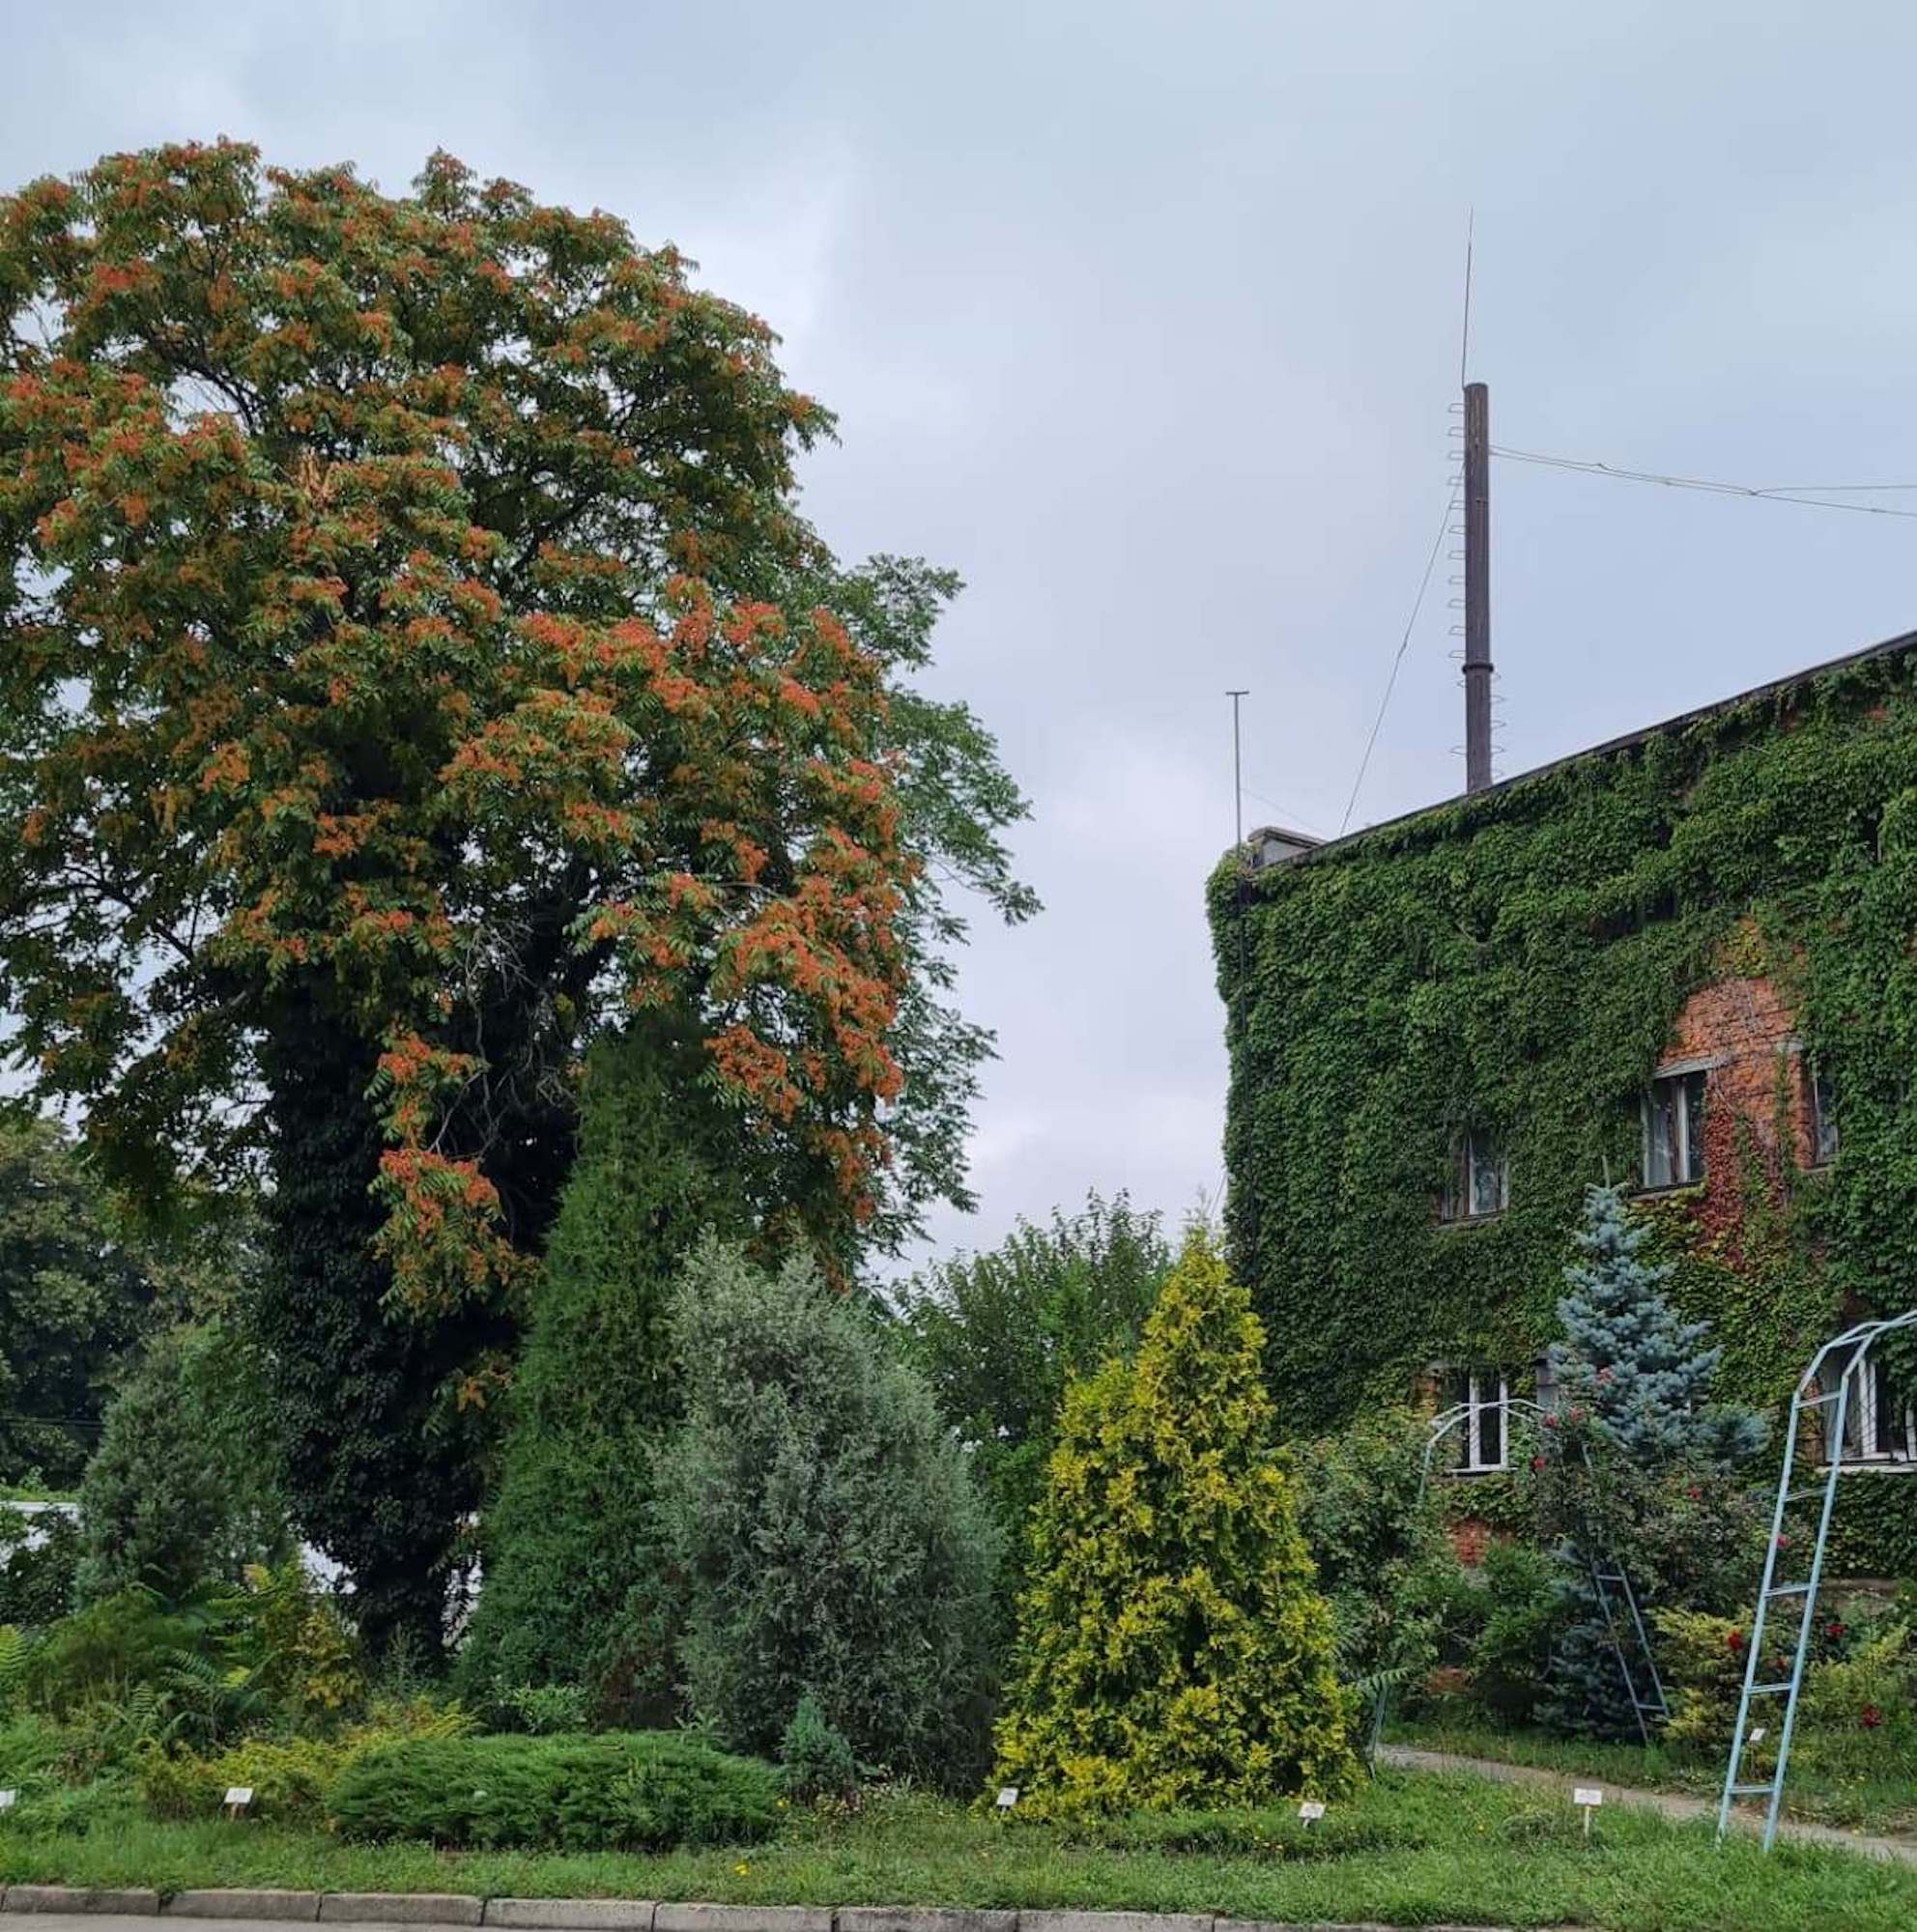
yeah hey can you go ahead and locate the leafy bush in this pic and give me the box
[0,1506,81,1629]
[75,1323,291,1607]
[779,1691,857,1804]
[1798,1616,1917,1781]
[460,1024,749,1721]
[1471,1542,1561,1724]
[20,1591,187,1718]
[1290,1408,1449,1687]
[991,1229,1357,1817]
[237,1561,364,1726]
[137,1734,349,1824]
[493,1682,591,1736]
[326,1731,779,1849]
[900,1192,1168,1620]
[655,1240,1000,1788]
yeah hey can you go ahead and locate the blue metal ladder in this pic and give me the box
[1717,1310,1917,1849]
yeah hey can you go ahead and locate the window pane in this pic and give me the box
[1682,1072,1706,1181]
[1645,1085,1677,1187]
[1478,1379,1503,1466]
[1812,1070,1839,1164]
[1469,1137,1503,1216]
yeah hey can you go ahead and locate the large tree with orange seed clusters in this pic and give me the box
[0,143,1032,1654]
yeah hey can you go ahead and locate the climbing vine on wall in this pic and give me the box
[1209,640,1917,1572]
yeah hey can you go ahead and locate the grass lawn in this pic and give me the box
[1388,1714,1917,1838]
[0,1772,1912,1932]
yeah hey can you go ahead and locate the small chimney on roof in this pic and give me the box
[1246,824,1322,869]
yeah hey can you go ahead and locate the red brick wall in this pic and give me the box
[1655,966,1824,1268]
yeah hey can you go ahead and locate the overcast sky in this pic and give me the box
[7,2,1915,1272]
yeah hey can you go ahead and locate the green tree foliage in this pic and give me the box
[0,1505,80,1628]
[74,1323,291,1605]
[0,1115,154,1488]
[992,1229,1356,1816]
[901,1192,1167,1614]
[655,1240,998,1787]
[459,1021,746,1716]
[0,143,1030,1652]
[1540,1186,1765,1738]
[1551,1184,1766,1464]
[1290,1407,1449,1689]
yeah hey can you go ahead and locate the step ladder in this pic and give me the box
[1717,1310,1917,1849]
[1585,1546,1669,1744]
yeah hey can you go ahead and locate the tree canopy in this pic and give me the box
[0,142,1031,1646]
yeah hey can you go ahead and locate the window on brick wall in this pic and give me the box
[1440,1131,1509,1222]
[1808,1065,1840,1166]
[1643,1069,1706,1188]
[1817,1347,1916,1465]
[1445,1367,1510,1472]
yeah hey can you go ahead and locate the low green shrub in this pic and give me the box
[779,1692,857,1804]
[21,1593,186,1719]
[136,1735,350,1825]
[1042,1800,1433,1860]
[326,1731,780,1849]
[490,1683,590,1737]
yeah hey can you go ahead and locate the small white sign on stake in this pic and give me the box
[0,1789,16,1813]
[1297,1801,1327,1825]
[1573,1786,1603,1838]
[223,1786,254,1820]
[994,1787,1019,1813]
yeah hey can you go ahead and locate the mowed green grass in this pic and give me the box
[1390,1715,1917,1836]
[0,1772,1911,1932]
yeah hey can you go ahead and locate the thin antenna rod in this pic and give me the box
[1227,690,1249,847]
[1459,208,1475,386]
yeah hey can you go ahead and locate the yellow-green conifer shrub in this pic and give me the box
[990,1229,1356,1816]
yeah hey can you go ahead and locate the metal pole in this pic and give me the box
[1463,382,1492,793]
[1227,690,1249,847]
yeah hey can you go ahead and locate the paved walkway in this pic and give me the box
[1380,1744,1917,1867]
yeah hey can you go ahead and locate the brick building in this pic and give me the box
[1210,627,1917,1573]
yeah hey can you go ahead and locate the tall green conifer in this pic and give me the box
[991,1229,1355,1815]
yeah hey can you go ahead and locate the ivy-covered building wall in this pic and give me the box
[1209,628,1917,1577]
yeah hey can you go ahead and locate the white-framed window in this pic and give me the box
[1445,1368,1510,1471]
[1808,1065,1839,1167]
[1441,1132,1509,1222]
[1643,1069,1706,1188]
[1819,1349,1916,1465]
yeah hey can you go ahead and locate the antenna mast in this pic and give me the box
[1462,380,1492,793]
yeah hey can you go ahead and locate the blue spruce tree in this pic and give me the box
[1540,1184,1764,1738]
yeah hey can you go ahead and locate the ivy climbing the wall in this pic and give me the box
[1209,639,1917,1573]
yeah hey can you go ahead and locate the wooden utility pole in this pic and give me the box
[1463,380,1492,793]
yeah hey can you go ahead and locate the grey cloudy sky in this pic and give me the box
[7,1,1915,1270]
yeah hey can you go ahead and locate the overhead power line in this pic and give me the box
[1340,491,1457,835]
[1492,445,1917,521]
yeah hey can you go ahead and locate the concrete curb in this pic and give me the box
[485,1907,656,1930]
[0,1894,1540,1932]
[2,1889,164,1916]
[320,1899,484,1926]
[164,1894,322,1921]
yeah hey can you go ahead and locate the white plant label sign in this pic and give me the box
[1747,1726,1767,1746]
[1298,1801,1327,1824]
[1573,1787,1603,1807]
[224,1786,254,1808]
[0,1789,15,1812]
[994,1787,1019,1811]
